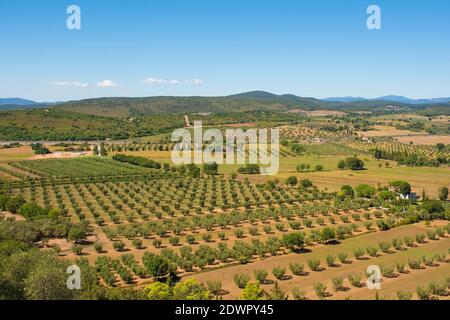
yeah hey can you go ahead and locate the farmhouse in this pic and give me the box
[400,192,418,201]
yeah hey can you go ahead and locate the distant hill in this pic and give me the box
[0,98,38,106]
[378,96,450,104]
[55,96,292,117]
[325,95,450,105]
[228,91,325,107]
[323,97,368,103]
[49,92,450,117]
[2,91,448,117]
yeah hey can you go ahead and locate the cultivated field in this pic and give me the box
[395,135,450,145]
[1,116,449,301]
[357,125,427,138]
[190,221,450,300]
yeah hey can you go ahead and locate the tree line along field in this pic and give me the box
[1,154,449,300]
[103,141,297,158]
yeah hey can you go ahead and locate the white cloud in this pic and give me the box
[143,77,204,85]
[185,79,204,85]
[51,81,88,88]
[144,78,180,85]
[97,80,122,88]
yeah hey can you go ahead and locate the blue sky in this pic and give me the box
[1,0,449,101]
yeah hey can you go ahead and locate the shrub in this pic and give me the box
[169,237,180,246]
[234,273,250,289]
[152,239,162,248]
[218,232,227,241]
[202,233,213,243]
[238,164,260,175]
[392,238,403,251]
[355,184,376,198]
[320,227,336,244]
[337,252,349,264]
[132,239,143,249]
[292,288,307,300]
[445,224,450,235]
[381,265,395,278]
[332,276,344,291]
[300,179,313,189]
[282,232,306,251]
[422,255,435,267]
[206,280,223,296]
[172,279,210,300]
[403,236,414,247]
[267,281,288,300]
[396,261,406,273]
[348,273,362,287]
[263,225,272,234]
[428,281,447,296]
[378,242,391,253]
[113,241,126,252]
[303,219,313,228]
[434,252,447,263]
[234,229,245,239]
[307,258,321,271]
[353,248,365,260]
[377,219,392,231]
[426,229,437,241]
[71,244,83,255]
[186,235,196,244]
[272,266,286,280]
[408,259,422,270]
[144,282,172,300]
[289,263,305,276]
[415,233,426,243]
[142,253,175,280]
[94,242,103,253]
[254,269,269,284]
[364,221,373,231]
[275,223,285,232]
[367,246,378,257]
[286,176,298,187]
[248,227,258,236]
[325,255,336,267]
[416,286,431,300]
[240,282,264,300]
[313,282,327,299]
[397,291,413,300]
[435,227,445,238]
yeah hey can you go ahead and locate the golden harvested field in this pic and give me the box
[284,166,448,198]
[357,125,427,138]
[395,135,450,145]
[0,146,34,162]
[95,150,448,198]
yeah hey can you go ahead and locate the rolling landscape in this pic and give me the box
[0,0,449,310]
[1,92,449,301]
